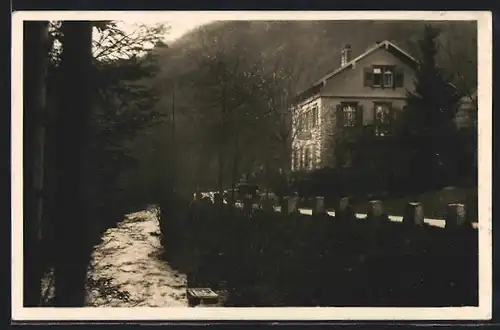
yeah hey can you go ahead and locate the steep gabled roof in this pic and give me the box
[295,40,419,102]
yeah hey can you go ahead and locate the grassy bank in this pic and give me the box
[161,204,478,307]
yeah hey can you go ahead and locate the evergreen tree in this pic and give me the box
[400,24,462,190]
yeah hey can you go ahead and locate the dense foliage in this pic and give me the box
[396,25,468,191]
[167,203,478,307]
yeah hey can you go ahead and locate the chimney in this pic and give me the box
[341,44,352,67]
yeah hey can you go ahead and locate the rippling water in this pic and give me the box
[41,210,188,307]
[86,210,188,307]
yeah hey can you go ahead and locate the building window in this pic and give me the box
[374,103,391,137]
[365,65,399,88]
[341,103,357,127]
[311,145,317,170]
[304,148,311,170]
[298,113,306,132]
[306,110,312,131]
[312,104,319,127]
[298,104,319,133]
[373,67,382,87]
[383,68,393,87]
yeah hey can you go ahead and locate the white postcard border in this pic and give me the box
[11,10,492,321]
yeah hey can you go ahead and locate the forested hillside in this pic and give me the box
[157,20,476,94]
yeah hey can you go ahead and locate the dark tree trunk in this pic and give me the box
[218,150,225,195]
[23,21,49,307]
[218,84,229,197]
[230,131,240,203]
[52,21,93,307]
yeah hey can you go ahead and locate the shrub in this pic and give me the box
[162,202,478,307]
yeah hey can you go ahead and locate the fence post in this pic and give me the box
[312,196,325,215]
[243,196,253,216]
[337,196,354,220]
[445,203,469,229]
[261,196,275,213]
[367,200,388,223]
[281,196,299,215]
[280,197,289,214]
[213,193,223,205]
[403,202,424,226]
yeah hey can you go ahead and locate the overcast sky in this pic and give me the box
[165,19,215,41]
[118,18,215,43]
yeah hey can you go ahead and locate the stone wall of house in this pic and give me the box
[319,97,407,168]
[291,95,323,172]
[319,100,337,168]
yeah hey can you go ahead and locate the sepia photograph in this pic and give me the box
[12,11,492,321]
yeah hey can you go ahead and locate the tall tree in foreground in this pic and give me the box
[23,21,49,307]
[52,21,93,307]
[398,24,461,191]
[41,21,166,306]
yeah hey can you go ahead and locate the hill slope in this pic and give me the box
[156,20,477,93]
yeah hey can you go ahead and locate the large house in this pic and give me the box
[291,40,420,172]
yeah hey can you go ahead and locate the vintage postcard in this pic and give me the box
[12,10,492,321]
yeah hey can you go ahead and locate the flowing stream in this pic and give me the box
[85,209,188,307]
[36,208,189,308]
